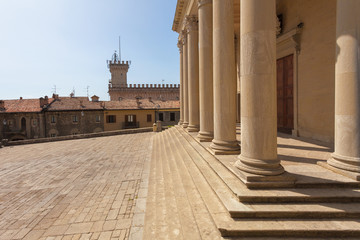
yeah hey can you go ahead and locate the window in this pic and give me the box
[170,112,176,121]
[50,133,56,138]
[32,119,37,126]
[106,115,116,123]
[147,114,152,122]
[7,120,13,126]
[72,115,78,123]
[96,115,101,123]
[51,115,56,123]
[159,113,164,121]
[127,115,135,123]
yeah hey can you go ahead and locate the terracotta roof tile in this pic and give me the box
[47,97,103,111]
[0,98,48,113]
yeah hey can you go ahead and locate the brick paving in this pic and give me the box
[0,132,154,240]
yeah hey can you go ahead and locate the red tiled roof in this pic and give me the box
[47,97,103,111]
[0,98,49,113]
[103,99,180,110]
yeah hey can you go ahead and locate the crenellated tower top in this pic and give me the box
[107,51,131,88]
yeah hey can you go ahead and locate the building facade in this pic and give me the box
[103,98,180,131]
[174,0,360,177]
[107,52,180,101]
[44,95,104,137]
[0,97,49,141]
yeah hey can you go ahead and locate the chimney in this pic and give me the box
[91,95,99,102]
[148,97,152,102]
[0,100,4,109]
[20,97,23,100]
[39,96,49,108]
[52,93,59,99]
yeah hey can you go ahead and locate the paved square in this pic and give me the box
[0,132,154,240]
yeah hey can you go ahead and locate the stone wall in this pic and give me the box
[0,113,45,140]
[109,84,180,101]
[45,110,104,137]
[4,127,153,146]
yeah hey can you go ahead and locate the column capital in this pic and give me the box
[184,15,198,32]
[198,0,212,8]
[181,30,187,45]
[177,38,183,53]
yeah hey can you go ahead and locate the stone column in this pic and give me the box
[209,0,239,154]
[235,0,284,175]
[197,0,214,141]
[178,37,184,125]
[186,16,200,132]
[182,31,189,128]
[328,0,360,174]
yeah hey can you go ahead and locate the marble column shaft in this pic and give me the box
[186,16,200,132]
[235,0,284,175]
[210,0,240,154]
[182,32,189,128]
[178,39,184,125]
[197,0,214,141]
[328,0,360,173]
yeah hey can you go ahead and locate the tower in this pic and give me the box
[108,51,130,88]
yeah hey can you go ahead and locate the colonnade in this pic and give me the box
[177,0,360,177]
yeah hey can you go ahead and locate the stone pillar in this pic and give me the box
[182,31,189,128]
[178,37,184,125]
[197,0,214,141]
[235,33,241,125]
[209,0,239,154]
[328,0,360,174]
[186,16,200,132]
[235,0,284,175]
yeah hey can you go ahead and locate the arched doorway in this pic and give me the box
[21,118,26,131]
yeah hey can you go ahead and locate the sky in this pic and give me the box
[0,0,179,101]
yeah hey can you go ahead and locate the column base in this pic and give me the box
[187,124,199,132]
[232,160,294,188]
[197,131,213,142]
[318,161,360,181]
[209,139,240,155]
[178,120,183,125]
[327,153,360,174]
[182,121,189,128]
[235,155,285,176]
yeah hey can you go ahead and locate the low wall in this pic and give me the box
[3,127,153,146]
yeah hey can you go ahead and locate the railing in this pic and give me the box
[122,121,140,129]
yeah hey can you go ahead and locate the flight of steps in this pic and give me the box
[144,126,360,239]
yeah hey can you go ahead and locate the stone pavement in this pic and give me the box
[0,132,154,240]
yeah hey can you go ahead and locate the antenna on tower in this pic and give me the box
[119,36,121,62]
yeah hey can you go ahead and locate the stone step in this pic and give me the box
[235,202,360,218]
[170,127,360,219]
[158,132,185,239]
[163,129,223,240]
[158,132,200,240]
[216,218,360,238]
[167,128,360,238]
[174,126,360,203]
